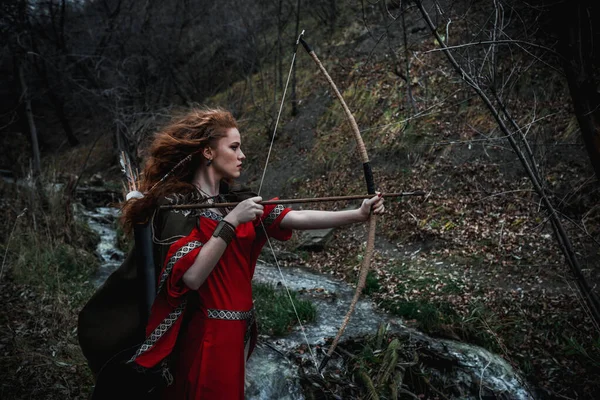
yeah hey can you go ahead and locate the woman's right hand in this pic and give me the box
[224,196,264,226]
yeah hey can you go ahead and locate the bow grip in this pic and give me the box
[363,162,375,195]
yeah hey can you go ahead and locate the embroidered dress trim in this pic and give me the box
[128,300,187,362]
[264,204,284,227]
[129,239,202,363]
[207,308,254,320]
[198,210,223,221]
[156,240,203,294]
[207,308,255,345]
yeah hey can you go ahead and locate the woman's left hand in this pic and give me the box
[359,192,385,220]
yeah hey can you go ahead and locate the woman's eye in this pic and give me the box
[231,146,239,150]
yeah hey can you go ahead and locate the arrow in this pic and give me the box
[159,191,427,210]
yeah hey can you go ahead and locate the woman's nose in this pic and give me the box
[239,150,246,160]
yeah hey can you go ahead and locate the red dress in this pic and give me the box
[130,201,292,399]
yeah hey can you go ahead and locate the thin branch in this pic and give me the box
[479,359,492,400]
[422,39,558,57]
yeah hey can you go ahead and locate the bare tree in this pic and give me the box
[412,0,600,325]
[17,57,41,176]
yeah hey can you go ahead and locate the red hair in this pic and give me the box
[121,107,238,231]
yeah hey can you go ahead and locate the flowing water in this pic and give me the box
[82,207,125,287]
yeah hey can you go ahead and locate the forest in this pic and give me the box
[1,0,599,399]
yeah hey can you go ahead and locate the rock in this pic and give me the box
[295,205,358,251]
[296,227,335,251]
[259,248,304,264]
[415,334,534,399]
[246,343,304,400]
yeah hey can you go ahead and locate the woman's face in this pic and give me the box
[209,128,245,179]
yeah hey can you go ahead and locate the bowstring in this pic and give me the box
[258,30,304,195]
[260,228,320,371]
[257,30,320,371]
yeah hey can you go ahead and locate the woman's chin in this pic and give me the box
[228,171,241,179]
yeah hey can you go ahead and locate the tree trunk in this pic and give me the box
[18,59,41,176]
[50,91,79,146]
[31,50,79,146]
[554,0,600,180]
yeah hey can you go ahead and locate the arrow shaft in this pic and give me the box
[159,191,425,210]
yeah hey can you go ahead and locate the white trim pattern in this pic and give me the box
[156,240,203,295]
[264,204,284,227]
[128,300,187,363]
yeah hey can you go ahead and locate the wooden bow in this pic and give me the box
[299,37,378,372]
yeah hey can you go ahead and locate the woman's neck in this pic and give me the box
[191,167,220,196]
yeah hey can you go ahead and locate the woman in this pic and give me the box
[83,107,384,399]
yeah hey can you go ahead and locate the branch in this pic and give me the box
[422,39,558,57]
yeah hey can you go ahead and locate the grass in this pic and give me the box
[0,178,99,399]
[12,239,98,294]
[252,282,317,336]
[369,261,510,352]
[382,298,460,333]
[362,271,381,295]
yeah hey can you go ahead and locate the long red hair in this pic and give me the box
[121,107,238,231]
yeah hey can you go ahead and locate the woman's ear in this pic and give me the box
[202,146,213,161]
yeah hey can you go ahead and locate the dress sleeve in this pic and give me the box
[255,198,293,241]
[158,233,203,303]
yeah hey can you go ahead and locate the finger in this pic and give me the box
[367,195,384,209]
[248,196,263,203]
[365,196,379,206]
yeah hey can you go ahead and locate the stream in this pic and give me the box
[82,207,125,287]
[84,206,536,400]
